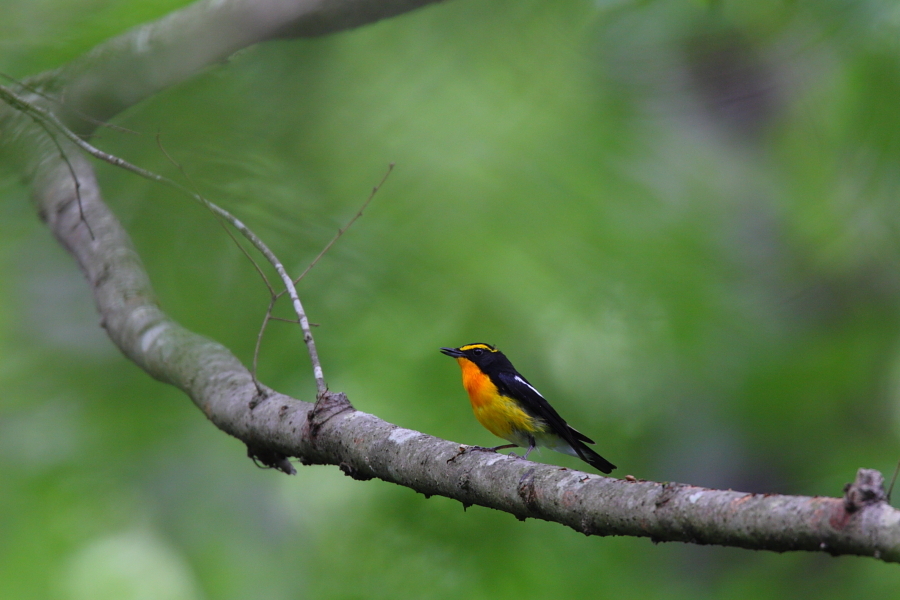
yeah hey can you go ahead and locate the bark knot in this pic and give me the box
[517,468,539,512]
[843,468,886,513]
[307,391,354,443]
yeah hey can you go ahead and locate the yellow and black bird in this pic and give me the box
[440,343,616,474]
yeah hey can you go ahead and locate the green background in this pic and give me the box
[3,0,900,597]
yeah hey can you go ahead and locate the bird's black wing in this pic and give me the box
[494,370,594,444]
[495,370,616,473]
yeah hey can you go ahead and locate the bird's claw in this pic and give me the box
[447,445,471,464]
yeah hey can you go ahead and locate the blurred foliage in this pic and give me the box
[3,0,900,597]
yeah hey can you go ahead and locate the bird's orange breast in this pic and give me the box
[455,358,540,440]
[457,357,497,408]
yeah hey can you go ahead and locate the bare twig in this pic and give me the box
[32,118,95,240]
[155,133,276,294]
[291,162,394,286]
[887,459,900,503]
[252,296,277,392]
[269,316,303,324]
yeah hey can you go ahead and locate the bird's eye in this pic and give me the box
[473,348,483,356]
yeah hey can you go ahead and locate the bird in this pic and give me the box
[440,343,616,474]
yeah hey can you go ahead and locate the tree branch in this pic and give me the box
[35,0,446,136]
[2,0,899,565]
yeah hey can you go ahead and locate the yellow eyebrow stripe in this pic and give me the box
[458,343,497,352]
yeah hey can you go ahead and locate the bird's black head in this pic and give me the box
[440,343,506,370]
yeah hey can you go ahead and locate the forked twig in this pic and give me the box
[0,83,327,393]
[154,137,391,392]
[156,135,279,391]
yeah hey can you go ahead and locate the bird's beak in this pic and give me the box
[440,347,463,358]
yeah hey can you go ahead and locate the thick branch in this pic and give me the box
[34,0,444,135]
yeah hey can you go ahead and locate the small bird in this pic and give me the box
[440,343,616,474]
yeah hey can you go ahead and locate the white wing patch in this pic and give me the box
[514,375,544,398]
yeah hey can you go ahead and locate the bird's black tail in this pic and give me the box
[575,442,616,474]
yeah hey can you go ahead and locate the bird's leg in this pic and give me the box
[521,436,537,460]
[507,436,537,460]
[473,444,518,453]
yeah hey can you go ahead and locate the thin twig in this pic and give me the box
[155,133,275,294]
[887,459,900,503]
[32,118,95,240]
[269,316,303,324]
[252,296,277,392]
[289,163,394,287]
